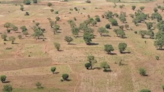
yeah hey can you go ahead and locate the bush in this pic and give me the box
[156,56,159,60]
[62,74,69,80]
[1,75,6,83]
[162,85,164,91]
[50,9,54,12]
[139,89,151,92]
[18,35,22,39]
[65,36,73,44]
[105,24,110,29]
[23,0,31,5]
[104,44,114,54]
[3,85,13,92]
[56,16,60,21]
[54,42,60,51]
[55,11,58,14]
[36,82,44,89]
[139,68,146,76]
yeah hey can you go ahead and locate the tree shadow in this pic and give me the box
[88,43,99,45]
[58,50,63,52]
[93,67,101,70]
[6,47,12,50]
[121,37,127,39]
[157,49,164,51]
[13,43,19,44]
[108,53,117,55]
[53,72,59,74]
[102,35,110,37]
[69,43,76,45]
[103,70,112,72]
[122,51,131,54]
[3,81,10,83]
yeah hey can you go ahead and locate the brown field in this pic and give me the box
[0,0,164,92]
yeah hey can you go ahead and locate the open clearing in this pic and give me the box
[0,0,164,92]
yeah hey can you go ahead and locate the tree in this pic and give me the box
[65,36,73,44]
[9,36,16,44]
[114,29,126,38]
[100,62,110,72]
[47,3,52,7]
[23,0,31,5]
[139,68,146,76]
[104,44,114,54]
[51,67,56,74]
[1,33,7,41]
[4,22,12,33]
[12,26,18,32]
[95,17,100,22]
[87,55,97,69]
[162,85,164,91]
[3,85,13,92]
[85,63,91,69]
[20,26,27,32]
[62,74,69,80]
[98,27,109,36]
[33,0,38,4]
[56,16,60,21]
[20,5,24,11]
[1,75,6,83]
[140,6,145,11]
[83,32,94,45]
[109,18,118,26]
[139,89,151,92]
[154,8,158,12]
[54,42,60,51]
[132,5,136,10]
[32,26,44,39]
[71,27,79,37]
[139,30,147,38]
[145,22,153,30]
[105,24,110,29]
[118,43,127,53]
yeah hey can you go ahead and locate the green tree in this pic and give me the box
[71,27,79,37]
[56,16,60,21]
[139,30,147,38]
[139,68,146,76]
[104,44,114,54]
[62,74,69,80]
[20,26,27,32]
[9,36,16,44]
[109,18,118,26]
[65,36,73,44]
[114,29,126,38]
[20,5,24,11]
[85,63,91,69]
[118,43,127,53]
[87,55,97,69]
[95,17,100,22]
[154,8,158,12]
[139,89,151,92]
[1,33,7,41]
[12,25,18,32]
[3,85,13,92]
[1,75,6,83]
[54,42,60,51]
[33,0,38,4]
[105,24,110,29]
[47,3,52,7]
[100,62,110,72]
[98,27,109,36]
[23,0,31,5]
[83,32,94,45]
[162,85,164,91]
[132,5,136,10]
[32,26,44,39]
[140,6,145,11]
[4,22,12,33]
[51,67,56,74]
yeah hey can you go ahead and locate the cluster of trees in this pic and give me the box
[104,43,127,54]
[114,28,126,38]
[23,0,38,5]
[139,30,154,39]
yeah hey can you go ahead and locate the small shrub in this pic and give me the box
[162,85,164,91]
[55,11,58,14]
[86,0,91,3]
[1,75,6,83]
[36,82,44,89]
[95,17,101,22]
[139,68,146,76]
[50,9,54,12]
[18,35,22,39]
[85,63,91,69]
[25,12,29,16]
[51,67,56,74]
[156,56,159,60]
[23,0,31,5]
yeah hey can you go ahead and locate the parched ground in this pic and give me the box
[0,0,164,92]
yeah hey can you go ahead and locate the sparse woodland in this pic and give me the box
[0,0,164,92]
